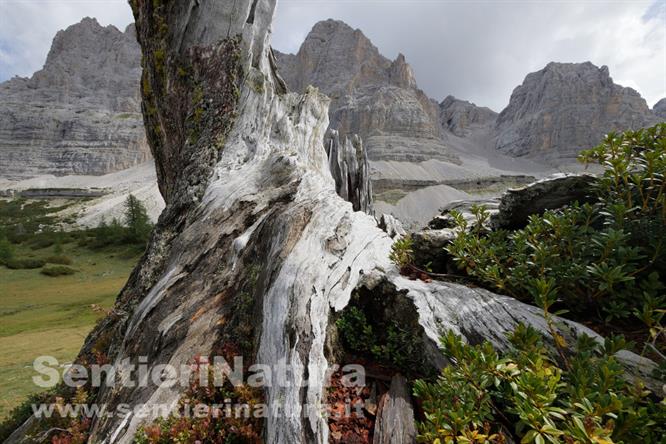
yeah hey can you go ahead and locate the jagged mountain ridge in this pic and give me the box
[275,22,662,166]
[0,17,149,179]
[1,17,663,191]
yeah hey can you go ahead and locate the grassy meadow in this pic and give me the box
[0,199,146,419]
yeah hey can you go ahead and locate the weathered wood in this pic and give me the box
[372,374,416,444]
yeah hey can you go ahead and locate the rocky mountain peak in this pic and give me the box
[275,19,456,163]
[495,61,658,162]
[654,98,666,119]
[281,19,391,95]
[439,95,498,137]
[28,17,141,111]
[389,53,417,89]
[0,17,147,179]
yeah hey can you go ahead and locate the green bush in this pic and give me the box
[389,236,415,269]
[44,255,73,265]
[28,236,55,250]
[446,124,666,347]
[81,196,153,250]
[336,305,428,375]
[0,236,14,264]
[4,258,45,269]
[40,265,77,277]
[0,199,69,242]
[414,326,665,444]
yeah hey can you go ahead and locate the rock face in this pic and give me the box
[275,20,457,163]
[0,17,148,179]
[495,62,659,163]
[439,95,497,137]
[654,98,666,120]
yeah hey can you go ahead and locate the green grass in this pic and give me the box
[0,241,139,419]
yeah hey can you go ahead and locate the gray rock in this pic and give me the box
[0,18,148,179]
[412,175,596,269]
[377,213,406,238]
[428,198,500,230]
[440,95,498,137]
[491,173,597,229]
[275,20,458,164]
[495,62,659,163]
[372,374,416,444]
[654,98,666,120]
[325,129,373,214]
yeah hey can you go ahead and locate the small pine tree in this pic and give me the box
[123,194,152,244]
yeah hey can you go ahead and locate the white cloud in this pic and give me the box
[272,0,666,111]
[0,0,664,111]
[0,0,133,79]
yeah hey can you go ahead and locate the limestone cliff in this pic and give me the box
[439,95,497,137]
[495,62,659,163]
[0,18,148,179]
[275,20,457,163]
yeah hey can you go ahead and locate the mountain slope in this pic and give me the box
[0,18,148,179]
[495,62,659,163]
[275,20,457,163]
[654,98,666,120]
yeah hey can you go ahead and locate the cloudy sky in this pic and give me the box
[1,0,664,111]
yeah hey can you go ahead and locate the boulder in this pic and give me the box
[491,174,597,229]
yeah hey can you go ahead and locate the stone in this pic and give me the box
[0,18,148,179]
[495,62,659,163]
[377,213,406,239]
[491,173,597,229]
[372,374,417,444]
[428,198,500,230]
[412,174,596,269]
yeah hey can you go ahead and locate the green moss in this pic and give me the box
[154,49,166,79]
[185,85,206,143]
[214,134,227,150]
[250,73,265,94]
[374,189,407,205]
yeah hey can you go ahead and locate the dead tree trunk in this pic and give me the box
[79,1,394,441]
